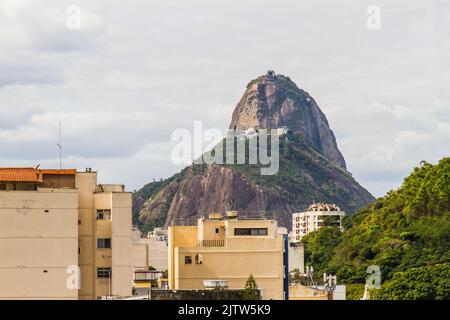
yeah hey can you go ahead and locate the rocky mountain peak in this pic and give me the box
[229,71,347,169]
[133,71,375,231]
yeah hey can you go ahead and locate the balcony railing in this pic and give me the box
[197,239,225,248]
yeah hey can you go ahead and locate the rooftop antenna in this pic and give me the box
[57,120,62,169]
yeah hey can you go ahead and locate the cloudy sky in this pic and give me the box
[0,0,448,197]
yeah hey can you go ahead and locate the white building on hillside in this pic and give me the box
[291,203,345,242]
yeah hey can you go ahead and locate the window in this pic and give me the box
[234,228,268,236]
[96,209,111,220]
[97,267,111,278]
[195,254,202,264]
[185,256,192,264]
[97,238,111,249]
[215,228,220,234]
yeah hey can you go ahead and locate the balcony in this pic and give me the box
[197,239,225,247]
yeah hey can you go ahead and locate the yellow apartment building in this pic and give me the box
[0,167,132,300]
[168,212,285,300]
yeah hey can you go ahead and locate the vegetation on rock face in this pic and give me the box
[132,170,184,234]
[223,134,373,216]
[302,158,450,299]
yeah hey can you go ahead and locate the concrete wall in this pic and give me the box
[132,237,168,271]
[288,243,304,274]
[132,243,148,270]
[76,172,97,300]
[147,238,168,271]
[148,289,246,300]
[168,226,198,289]
[111,192,132,297]
[0,189,79,299]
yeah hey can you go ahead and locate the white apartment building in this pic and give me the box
[291,203,345,242]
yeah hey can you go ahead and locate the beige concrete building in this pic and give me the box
[292,203,345,241]
[0,167,132,300]
[132,228,168,271]
[168,212,285,300]
[289,284,329,300]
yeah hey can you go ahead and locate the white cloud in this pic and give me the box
[0,0,448,198]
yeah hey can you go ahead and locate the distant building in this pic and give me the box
[292,203,345,241]
[289,284,329,300]
[266,70,276,79]
[0,167,132,300]
[288,243,305,274]
[275,126,290,136]
[242,127,259,139]
[168,211,286,300]
[132,228,168,271]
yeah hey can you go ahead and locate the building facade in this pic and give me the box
[0,167,132,300]
[132,227,168,271]
[288,243,305,274]
[291,203,345,242]
[168,212,285,300]
[131,227,168,293]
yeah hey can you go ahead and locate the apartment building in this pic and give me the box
[0,167,132,300]
[132,227,168,271]
[168,212,286,300]
[291,203,345,242]
[131,227,168,292]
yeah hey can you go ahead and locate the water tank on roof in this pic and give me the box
[208,213,223,220]
[226,211,238,219]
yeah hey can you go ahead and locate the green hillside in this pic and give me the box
[302,157,450,299]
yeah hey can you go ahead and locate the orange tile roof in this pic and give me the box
[0,168,41,182]
[40,169,76,175]
[0,168,76,182]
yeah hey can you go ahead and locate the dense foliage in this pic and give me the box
[302,158,450,299]
[374,263,450,300]
[132,169,186,234]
